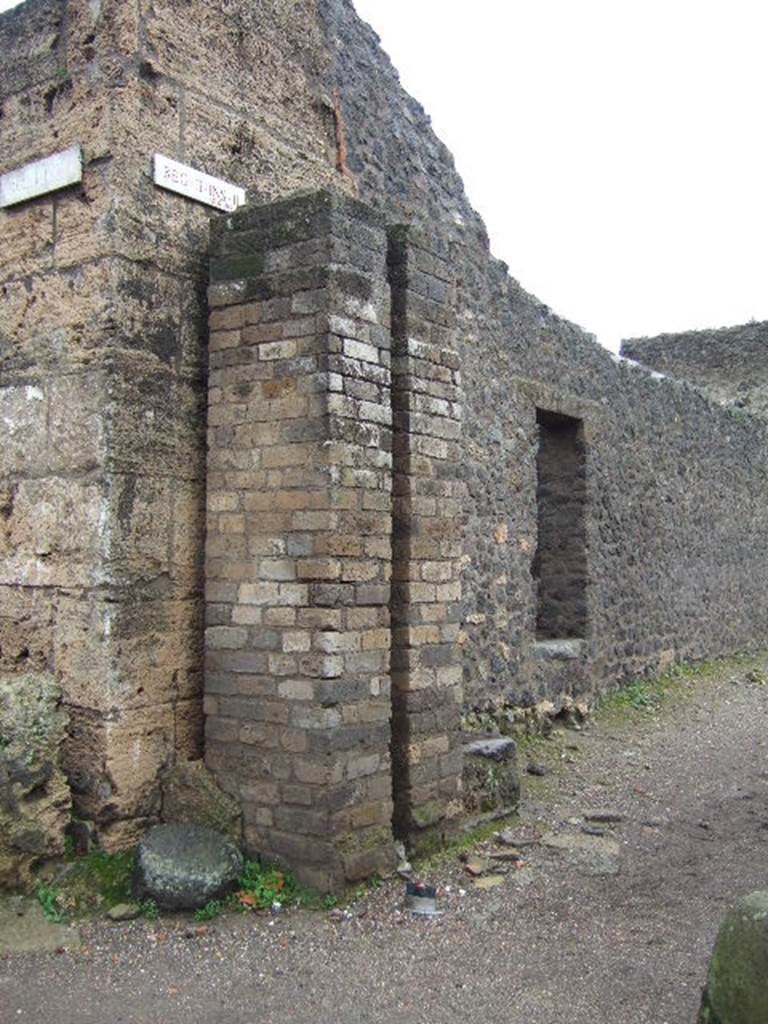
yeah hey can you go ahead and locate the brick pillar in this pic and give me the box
[204,191,395,891]
[387,226,465,851]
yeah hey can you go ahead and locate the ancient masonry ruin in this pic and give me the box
[2,0,767,891]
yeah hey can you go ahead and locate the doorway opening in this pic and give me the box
[532,408,587,639]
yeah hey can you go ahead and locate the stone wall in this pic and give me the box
[318,0,768,713]
[622,320,768,417]
[204,191,395,890]
[388,225,465,850]
[2,0,768,880]
[0,0,208,848]
[0,0,344,848]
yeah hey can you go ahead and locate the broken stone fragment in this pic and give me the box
[464,856,490,877]
[0,896,80,954]
[473,874,505,890]
[583,810,624,824]
[133,824,243,911]
[396,859,414,880]
[540,831,621,877]
[160,760,243,845]
[464,738,517,762]
[496,829,537,848]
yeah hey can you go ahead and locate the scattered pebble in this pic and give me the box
[464,856,490,877]
[583,810,625,824]
[489,850,524,863]
[106,903,140,923]
[473,875,506,890]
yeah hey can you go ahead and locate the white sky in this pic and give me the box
[2,0,766,351]
[353,0,768,351]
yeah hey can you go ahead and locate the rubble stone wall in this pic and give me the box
[622,321,768,417]
[319,0,768,712]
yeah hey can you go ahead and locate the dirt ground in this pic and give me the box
[2,655,767,1024]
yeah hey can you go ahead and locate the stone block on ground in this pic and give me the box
[699,890,768,1023]
[0,672,71,889]
[133,823,243,910]
[462,736,520,819]
[160,760,242,846]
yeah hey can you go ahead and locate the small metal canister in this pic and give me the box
[405,880,439,916]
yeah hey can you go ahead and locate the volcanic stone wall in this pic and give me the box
[3,0,768,870]
[622,321,768,418]
[317,0,768,712]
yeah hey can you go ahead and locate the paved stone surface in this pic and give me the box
[0,898,79,954]
[539,831,621,876]
[2,663,767,1023]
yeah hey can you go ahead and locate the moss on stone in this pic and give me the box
[702,890,768,1024]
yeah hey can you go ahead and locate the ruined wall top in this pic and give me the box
[621,321,768,416]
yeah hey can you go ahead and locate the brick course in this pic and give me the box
[205,191,396,889]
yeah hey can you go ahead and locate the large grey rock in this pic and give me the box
[133,824,243,910]
[699,891,768,1023]
[0,673,71,890]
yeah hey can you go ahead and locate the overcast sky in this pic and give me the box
[3,0,766,351]
[352,0,768,351]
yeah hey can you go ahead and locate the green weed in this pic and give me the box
[194,900,223,922]
[233,860,334,911]
[35,883,67,924]
[80,848,135,905]
[236,860,299,910]
[138,898,160,921]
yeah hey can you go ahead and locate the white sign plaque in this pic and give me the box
[153,154,246,213]
[0,145,83,209]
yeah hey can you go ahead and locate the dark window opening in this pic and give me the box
[532,408,587,639]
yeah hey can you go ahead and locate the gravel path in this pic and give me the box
[2,658,767,1024]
